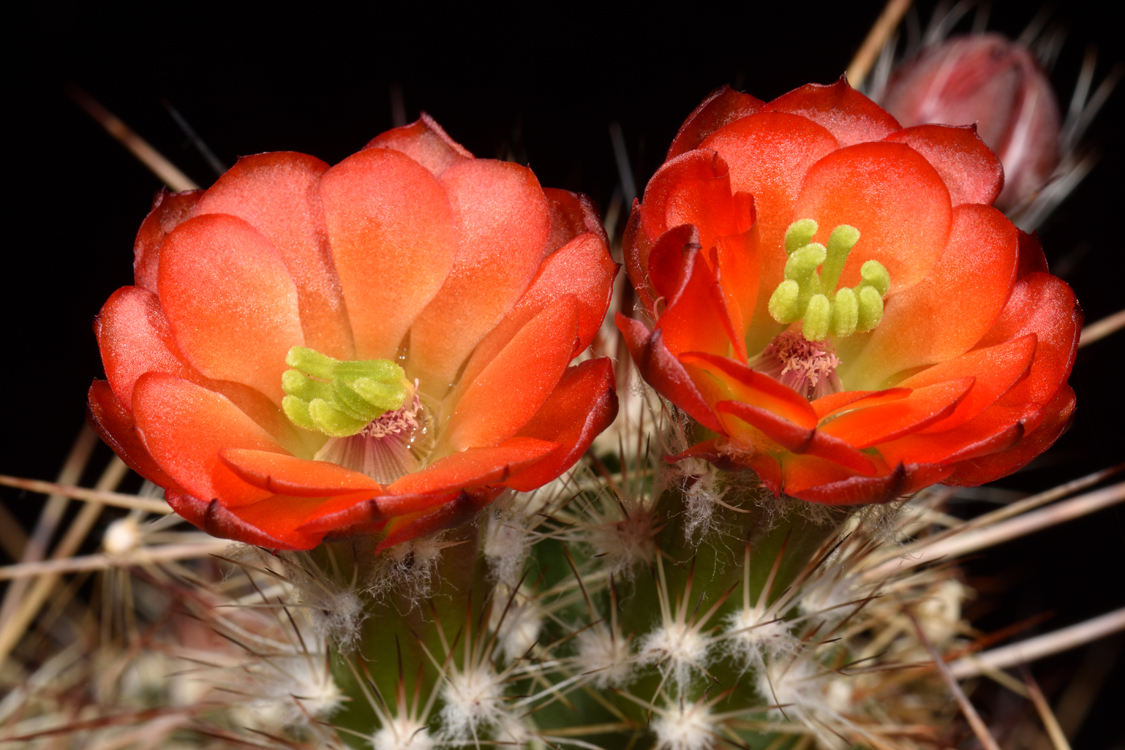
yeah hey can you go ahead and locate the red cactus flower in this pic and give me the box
[90,115,618,550]
[619,81,1080,504]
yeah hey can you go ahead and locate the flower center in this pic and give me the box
[749,330,842,400]
[767,219,890,341]
[282,346,412,438]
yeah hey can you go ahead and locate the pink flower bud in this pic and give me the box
[881,34,1062,211]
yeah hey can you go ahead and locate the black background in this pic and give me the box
[8,1,1124,745]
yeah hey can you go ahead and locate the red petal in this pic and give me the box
[132,373,286,508]
[761,79,902,147]
[456,232,616,391]
[166,489,325,551]
[437,296,578,454]
[1016,230,1049,278]
[667,85,764,160]
[87,380,180,491]
[196,152,354,359]
[616,314,724,433]
[158,214,304,404]
[812,388,911,420]
[975,273,1081,405]
[320,147,457,360]
[543,188,609,256]
[408,158,552,391]
[133,189,202,292]
[819,378,975,448]
[883,124,1004,206]
[508,358,619,492]
[900,334,1037,434]
[654,242,742,360]
[699,111,839,349]
[947,385,1076,486]
[877,404,1028,468]
[364,112,473,177]
[794,141,952,294]
[96,286,199,411]
[376,488,502,551]
[715,400,876,475]
[218,448,381,496]
[678,351,818,428]
[783,456,952,505]
[386,437,559,496]
[847,203,1019,386]
[623,204,657,313]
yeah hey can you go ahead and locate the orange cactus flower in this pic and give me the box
[619,81,1080,504]
[90,115,618,550]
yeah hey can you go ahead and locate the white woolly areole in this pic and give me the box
[669,458,723,542]
[368,534,456,606]
[483,510,533,590]
[584,501,658,578]
[639,621,711,690]
[574,623,634,688]
[757,656,853,750]
[491,592,543,663]
[724,608,798,671]
[439,664,508,741]
[249,653,343,728]
[103,517,141,555]
[372,716,434,750]
[652,700,717,750]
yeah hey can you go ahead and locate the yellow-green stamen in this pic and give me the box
[282,347,412,438]
[767,220,890,342]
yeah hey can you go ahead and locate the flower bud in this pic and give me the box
[881,34,1062,211]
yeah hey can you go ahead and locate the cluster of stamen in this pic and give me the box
[282,347,412,438]
[768,219,890,341]
[750,330,843,400]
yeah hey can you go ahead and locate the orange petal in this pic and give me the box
[714,221,761,347]
[364,113,473,177]
[456,232,616,392]
[901,335,1037,434]
[876,403,1029,468]
[678,351,818,428]
[438,296,578,454]
[975,272,1081,406]
[794,141,952,293]
[158,214,304,404]
[883,125,1003,207]
[1016,229,1049,278]
[320,147,457,360]
[544,188,609,256]
[700,111,839,350]
[845,203,1018,387]
[617,314,724,434]
[654,242,742,360]
[716,400,876,475]
[508,359,619,492]
[132,373,284,508]
[783,455,952,505]
[133,189,202,292]
[96,286,199,410]
[667,85,763,160]
[761,79,901,147]
[218,448,381,497]
[166,489,325,551]
[819,378,974,448]
[87,380,180,491]
[947,385,1076,486]
[196,152,354,359]
[386,437,559,497]
[376,489,503,551]
[408,158,552,391]
[812,388,911,420]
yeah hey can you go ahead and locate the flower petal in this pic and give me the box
[218,448,381,497]
[508,358,619,492]
[678,351,818,428]
[883,125,1004,206]
[165,489,324,551]
[794,141,952,294]
[87,380,180,491]
[654,240,743,360]
[544,188,610,256]
[783,456,952,505]
[408,158,552,391]
[364,112,473,177]
[616,314,724,433]
[132,373,285,508]
[319,146,457,361]
[456,232,616,392]
[819,378,975,448]
[667,85,763,160]
[158,214,304,404]
[437,296,578,455]
[376,489,503,551]
[133,189,202,292]
[196,151,354,359]
[667,439,784,495]
[844,203,1017,387]
[386,437,560,496]
[761,79,902,147]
